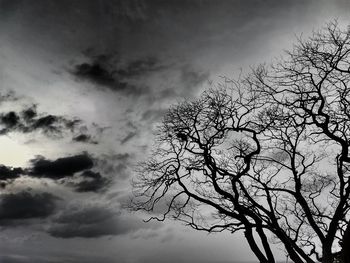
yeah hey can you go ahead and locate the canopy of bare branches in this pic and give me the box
[131,22,350,263]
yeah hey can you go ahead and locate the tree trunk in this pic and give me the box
[341,224,350,263]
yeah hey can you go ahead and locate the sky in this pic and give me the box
[0,1,350,263]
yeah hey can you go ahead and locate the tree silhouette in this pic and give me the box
[131,22,350,263]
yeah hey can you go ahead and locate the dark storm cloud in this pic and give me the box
[72,134,97,144]
[29,154,93,179]
[28,154,112,192]
[71,51,123,90]
[71,53,163,96]
[71,52,208,100]
[48,204,159,238]
[0,111,19,128]
[0,108,80,137]
[0,191,58,225]
[0,152,113,193]
[72,60,126,90]
[70,170,109,193]
[32,115,76,133]
[21,106,37,121]
[0,101,99,143]
[0,165,23,181]
[72,123,104,144]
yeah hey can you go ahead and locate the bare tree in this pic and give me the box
[131,22,350,263]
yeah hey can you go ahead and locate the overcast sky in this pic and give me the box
[0,1,349,263]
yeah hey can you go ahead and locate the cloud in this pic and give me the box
[73,61,125,89]
[0,191,58,225]
[72,123,105,145]
[0,111,20,129]
[120,130,138,145]
[0,90,17,103]
[31,115,76,134]
[71,53,127,91]
[0,165,23,182]
[103,0,148,21]
[0,106,80,138]
[141,108,168,122]
[116,56,164,78]
[70,170,109,193]
[21,106,37,121]
[70,53,164,96]
[47,204,159,238]
[0,153,113,193]
[72,134,97,144]
[0,102,99,144]
[180,65,209,93]
[29,154,94,179]
[95,153,132,180]
[27,154,112,193]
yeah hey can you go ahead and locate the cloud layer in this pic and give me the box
[29,154,93,179]
[48,204,158,238]
[0,191,58,225]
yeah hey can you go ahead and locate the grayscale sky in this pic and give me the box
[0,1,349,262]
